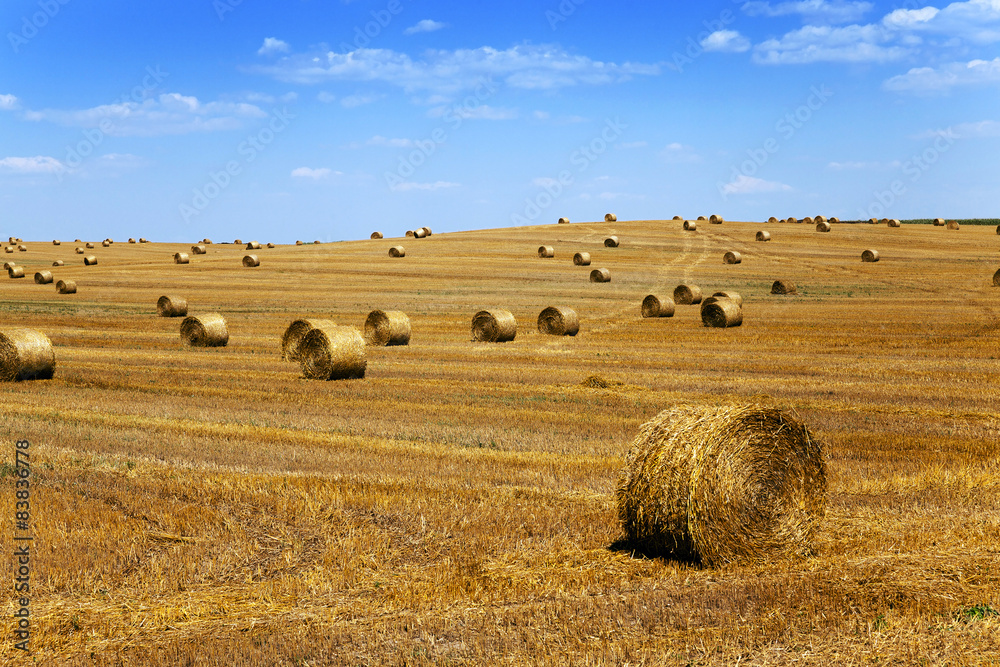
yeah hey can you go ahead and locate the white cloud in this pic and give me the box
[404,19,446,35]
[881,7,940,29]
[252,44,660,94]
[0,156,65,174]
[883,0,1000,43]
[753,24,911,64]
[701,30,752,53]
[721,174,792,195]
[391,180,459,191]
[258,38,290,56]
[0,94,18,110]
[341,93,382,108]
[367,135,415,148]
[660,142,702,163]
[919,119,1000,139]
[883,57,1000,93]
[291,167,333,179]
[741,1,874,23]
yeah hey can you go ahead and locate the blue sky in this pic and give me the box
[1,0,998,242]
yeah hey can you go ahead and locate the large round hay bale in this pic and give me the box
[814,215,827,223]
[128,238,136,243]
[413,228,427,239]
[83,255,97,266]
[701,299,743,328]
[234,239,243,245]
[52,240,60,246]
[157,295,188,318]
[767,217,778,224]
[803,217,814,225]
[709,214,723,224]
[8,266,24,279]
[994,269,1000,287]
[102,240,110,247]
[298,325,367,380]
[3,247,12,254]
[180,313,229,347]
[605,213,617,222]
[996,225,1000,235]
[589,268,611,283]
[538,245,555,258]
[816,221,831,232]
[405,231,415,238]
[266,242,275,248]
[641,295,675,318]
[604,236,619,248]
[139,238,148,243]
[17,245,27,252]
[756,231,771,242]
[933,218,945,226]
[295,240,303,245]
[771,279,797,295]
[558,217,570,224]
[3,262,14,271]
[573,252,591,266]
[313,240,321,244]
[0,328,56,381]
[537,306,579,336]
[242,254,260,267]
[364,310,411,346]
[683,220,697,231]
[75,247,84,254]
[388,246,405,258]
[191,245,207,255]
[370,231,383,239]
[420,227,432,237]
[697,216,707,221]
[723,251,742,264]
[85,242,95,249]
[887,219,901,227]
[202,238,212,244]
[174,253,190,264]
[471,309,517,343]
[246,241,261,250]
[868,218,878,225]
[947,220,960,230]
[709,291,743,307]
[673,215,683,221]
[862,249,880,263]
[281,318,337,360]
[673,284,702,305]
[617,404,826,565]
[830,217,840,224]
[51,260,63,267]
[33,271,53,285]
[56,280,76,294]
[788,217,798,224]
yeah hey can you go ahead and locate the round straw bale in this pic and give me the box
[34,271,53,285]
[767,217,778,224]
[2,262,13,271]
[234,239,242,245]
[8,266,24,279]
[558,217,570,224]
[771,279,797,295]
[388,246,405,257]
[868,218,878,225]
[471,309,517,343]
[414,228,427,239]
[684,220,697,231]
[3,247,12,253]
[616,404,826,565]
[405,231,415,238]
[102,240,110,247]
[604,236,620,248]
[53,240,60,245]
[84,242,94,249]
[364,310,411,346]
[756,230,771,242]
[605,213,617,222]
[723,251,742,264]
[697,216,707,221]
[709,291,743,307]
[52,260,63,267]
[246,241,261,250]
[75,247,85,254]
[814,215,827,223]
[673,215,683,221]
[281,318,338,360]
[129,238,136,243]
[573,252,591,266]
[590,268,611,283]
[888,219,901,227]
[140,238,148,243]
[996,225,1000,235]
[84,255,99,265]
[18,245,27,252]
[0,328,56,381]
[816,221,831,232]
[174,253,190,264]
[538,245,555,258]
[673,284,702,305]
[296,240,304,245]
[862,249,880,263]
[709,214,723,224]
[701,299,743,328]
[157,295,188,318]
[191,245,207,254]
[933,218,945,226]
[266,243,275,248]
[313,240,321,244]
[180,313,229,347]
[830,217,840,224]
[537,306,579,336]
[242,254,260,267]
[994,269,1000,287]
[947,220,960,230]
[641,294,675,318]
[370,231,384,239]
[202,238,213,244]
[420,227,432,237]
[788,217,798,224]
[56,280,76,294]
[299,325,367,380]
[7,237,14,243]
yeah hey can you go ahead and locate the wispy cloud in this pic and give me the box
[917,119,1000,139]
[721,174,792,195]
[883,57,1000,94]
[741,1,874,24]
[753,24,910,64]
[367,135,416,148]
[291,167,335,179]
[258,38,290,56]
[0,156,65,174]
[404,19,446,35]
[0,94,19,111]
[701,30,752,53]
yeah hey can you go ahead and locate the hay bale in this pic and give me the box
[202,238,212,244]
[616,404,826,565]
[388,246,405,258]
[804,217,814,225]
[994,269,1000,287]
[102,240,111,247]
[313,240,321,244]
[723,251,742,264]
[537,306,579,336]
[684,220,697,231]
[298,325,367,380]
[814,215,827,223]
[933,218,945,226]
[673,284,702,305]
[246,241,261,250]
[296,240,303,245]
[174,253,190,264]
[996,225,1000,235]
[370,231,384,239]
[53,240,61,246]
[56,280,76,294]
[3,247,12,254]
[8,266,24,279]
[709,291,743,307]
[816,221,831,232]
[75,247,84,254]
[85,242,94,249]
[604,236,620,248]
[17,245,27,252]
[573,252,591,266]
[888,219,901,227]
[242,255,260,267]
[767,217,778,224]
[7,237,13,244]
[51,260,63,267]
[590,268,611,283]
[363,310,411,347]
[830,217,840,224]
[697,216,707,221]
[266,243,275,248]
[128,238,136,243]
[234,239,242,245]
[405,231,415,238]
[756,231,771,242]
[180,313,229,347]
[191,245,207,255]
[558,217,570,224]
[157,295,188,318]
[709,214,723,224]
[869,218,878,225]
[771,279,797,295]
[420,227,432,237]
[538,245,555,258]
[281,318,338,360]
[947,220,960,230]
[862,249,880,263]
[641,295,675,318]
[414,228,427,239]
[471,309,517,343]
[605,213,617,222]
[788,217,798,224]
[139,238,148,243]
[0,328,56,381]
[701,299,743,328]
[33,271,53,285]
[673,215,683,221]
[3,262,13,270]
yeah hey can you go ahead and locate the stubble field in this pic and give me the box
[2,218,999,665]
